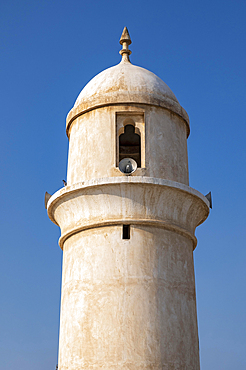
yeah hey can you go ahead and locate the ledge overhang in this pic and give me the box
[47,177,209,250]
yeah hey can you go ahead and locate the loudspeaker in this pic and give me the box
[119,158,137,175]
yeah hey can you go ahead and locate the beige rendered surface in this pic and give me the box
[59,226,199,370]
[47,29,209,370]
[66,105,189,186]
[66,58,189,136]
[48,177,209,370]
[47,177,209,250]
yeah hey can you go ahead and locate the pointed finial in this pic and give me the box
[119,27,132,63]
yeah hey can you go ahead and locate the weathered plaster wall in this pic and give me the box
[47,178,209,250]
[66,105,189,186]
[58,225,200,370]
[47,177,209,370]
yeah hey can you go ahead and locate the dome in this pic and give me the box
[74,62,179,107]
[66,28,189,134]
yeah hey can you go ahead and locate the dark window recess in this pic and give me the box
[119,125,141,167]
[122,225,130,239]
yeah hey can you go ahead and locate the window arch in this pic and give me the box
[119,124,141,167]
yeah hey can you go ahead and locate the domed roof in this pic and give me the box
[74,62,179,108]
[66,28,189,135]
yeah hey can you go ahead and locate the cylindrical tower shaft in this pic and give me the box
[48,178,209,369]
[59,226,198,369]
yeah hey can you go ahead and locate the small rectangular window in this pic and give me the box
[122,225,130,239]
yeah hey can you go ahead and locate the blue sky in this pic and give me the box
[1,1,246,369]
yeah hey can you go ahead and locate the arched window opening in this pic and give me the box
[119,125,141,167]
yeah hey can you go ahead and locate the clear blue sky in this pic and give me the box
[1,1,245,369]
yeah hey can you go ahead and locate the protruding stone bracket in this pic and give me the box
[44,191,51,209]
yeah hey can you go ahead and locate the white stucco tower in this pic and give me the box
[47,28,209,370]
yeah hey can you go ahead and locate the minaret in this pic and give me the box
[47,28,209,370]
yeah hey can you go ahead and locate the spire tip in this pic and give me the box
[120,27,132,45]
[119,27,132,63]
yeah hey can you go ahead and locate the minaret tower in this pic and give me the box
[47,28,209,370]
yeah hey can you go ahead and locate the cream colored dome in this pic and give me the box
[66,28,189,134]
[74,61,179,108]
